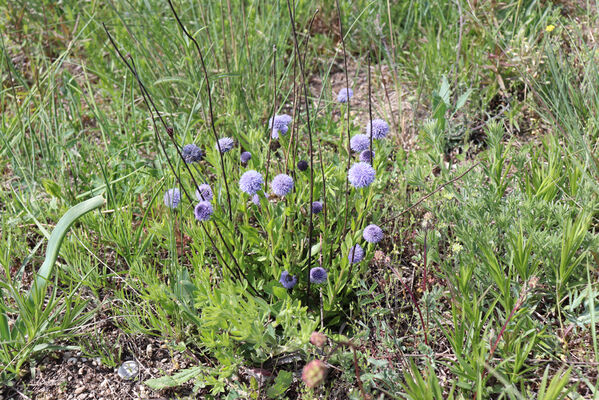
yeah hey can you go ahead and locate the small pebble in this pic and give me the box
[117,360,139,380]
[145,344,153,358]
[74,386,85,394]
[67,357,78,365]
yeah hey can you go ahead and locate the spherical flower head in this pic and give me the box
[311,201,323,214]
[240,151,252,164]
[163,188,181,209]
[271,127,286,140]
[302,360,327,388]
[271,114,292,126]
[363,224,384,243]
[279,271,297,289]
[217,137,234,153]
[269,114,292,138]
[195,184,213,202]
[336,87,353,103]
[348,162,375,188]
[310,332,327,348]
[251,193,261,206]
[350,134,370,152]
[194,201,213,221]
[271,174,294,197]
[367,119,390,139]
[181,144,204,163]
[239,170,264,195]
[348,244,365,264]
[297,160,309,171]
[310,267,328,284]
[359,149,375,163]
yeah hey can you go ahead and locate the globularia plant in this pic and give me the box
[104,0,392,392]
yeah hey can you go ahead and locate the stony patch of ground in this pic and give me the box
[1,333,197,400]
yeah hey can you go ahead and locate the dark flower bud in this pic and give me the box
[297,160,308,171]
[270,141,281,151]
[240,151,252,164]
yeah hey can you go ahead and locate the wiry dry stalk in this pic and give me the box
[285,0,316,295]
[167,0,234,222]
[103,24,258,297]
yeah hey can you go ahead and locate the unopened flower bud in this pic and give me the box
[310,332,327,348]
[302,359,327,388]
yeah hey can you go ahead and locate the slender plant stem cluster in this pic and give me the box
[107,4,392,377]
[101,0,398,393]
[152,2,391,297]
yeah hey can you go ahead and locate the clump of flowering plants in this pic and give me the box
[103,0,393,388]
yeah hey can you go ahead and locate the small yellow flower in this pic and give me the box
[546,24,555,32]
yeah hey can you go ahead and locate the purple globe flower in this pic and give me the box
[271,174,294,197]
[195,184,213,201]
[366,119,389,139]
[297,160,309,171]
[348,244,365,264]
[269,114,292,139]
[239,170,264,195]
[194,201,213,221]
[240,151,252,164]
[274,114,292,126]
[279,271,298,289]
[310,267,328,284]
[348,162,376,188]
[181,144,204,163]
[350,134,370,152]
[163,188,181,208]
[312,201,323,214]
[217,137,235,153]
[252,193,261,206]
[337,87,353,103]
[271,127,287,140]
[363,224,383,243]
[359,150,375,163]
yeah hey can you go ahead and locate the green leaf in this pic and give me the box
[266,370,292,398]
[310,242,321,257]
[28,195,105,305]
[154,76,191,86]
[0,290,10,342]
[271,286,288,300]
[42,179,63,199]
[455,88,473,111]
[144,366,204,390]
[438,75,451,105]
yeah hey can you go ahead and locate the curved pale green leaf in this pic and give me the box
[29,195,105,305]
